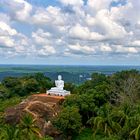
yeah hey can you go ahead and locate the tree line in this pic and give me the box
[0,73,53,98]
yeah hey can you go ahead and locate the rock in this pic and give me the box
[4,94,65,139]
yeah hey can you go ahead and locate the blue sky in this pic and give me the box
[0,0,140,65]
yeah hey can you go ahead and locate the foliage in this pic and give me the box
[0,96,22,112]
[18,114,41,138]
[28,73,53,92]
[63,94,95,124]
[0,124,19,140]
[64,82,76,94]
[88,103,121,137]
[1,73,53,97]
[41,135,54,140]
[1,70,140,139]
[0,84,9,99]
[53,106,82,137]
[72,128,93,140]
[63,70,140,139]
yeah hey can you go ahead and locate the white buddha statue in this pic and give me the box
[46,75,70,96]
[51,75,64,90]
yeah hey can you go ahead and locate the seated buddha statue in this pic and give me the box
[46,75,70,96]
[51,75,64,90]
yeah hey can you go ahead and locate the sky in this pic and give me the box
[0,0,140,65]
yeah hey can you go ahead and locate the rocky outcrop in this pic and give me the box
[4,94,65,138]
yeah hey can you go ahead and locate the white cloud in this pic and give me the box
[136,22,140,29]
[38,45,56,56]
[87,0,113,11]
[94,9,129,39]
[0,0,32,21]
[32,29,51,45]
[0,36,14,47]
[32,6,66,26]
[115,45,138,53]
[13,0,32,21]
[0,13,11,24]
[0,17,31,56]
[32,29,59,57]
[69,23,104,40]
[59,0,84,6]
[0,21,16,47]
[0,0,140,62]
[86,15,96,26]
[130,40,140,47]
[0,21,17,36]
[67,43,95,55]
[100,44,112,52]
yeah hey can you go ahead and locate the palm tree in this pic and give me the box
[130,124,140,140]
[0,124,19,140]
[19,114,41,139]
[129,108,140,140]
[113,103,140,140]
[88,103,121,137]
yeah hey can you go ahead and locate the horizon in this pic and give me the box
[0,0,140,65]
[0,64,140,67]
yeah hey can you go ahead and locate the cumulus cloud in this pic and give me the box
[59,0,84,6]
[69,24,104,41]
[0,21,17,47]
[32,29,58,56]
[38,45,56,56]
[87,0,113,11]
[32,6,66,26]
[115,45,138,54]
[86,9,130,39]
[0,0,32,21]
[100,44,112,52]
[129,40,140,47]
[66,43,95,55]
[32,29,51,45]
[0,36,15,48]
[0,15,31,57]
[0,0,140,63]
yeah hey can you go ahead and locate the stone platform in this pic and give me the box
[32,94,65,104]
[46,90,70,96]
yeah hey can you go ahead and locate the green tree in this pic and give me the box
[30,73,53,93]
[23,78,40,94]
[53,106,82,138]
[64,94,95,124]
[64,82,76,94]
[0,124,19,140]
[19,114,41,139]
[2,77,22,97]
[109,70,140,105]
[88,104,121,137]
[0,84,9,99]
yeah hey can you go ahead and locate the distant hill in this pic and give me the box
[0,65,140,84]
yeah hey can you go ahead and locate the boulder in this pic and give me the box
[4,94,65,139]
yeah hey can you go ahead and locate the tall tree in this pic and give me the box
[53,106,82,139]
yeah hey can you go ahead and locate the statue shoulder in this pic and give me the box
[60,80,64,83]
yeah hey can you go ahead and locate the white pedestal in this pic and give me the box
[46,89,70,96]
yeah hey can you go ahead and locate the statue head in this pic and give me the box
[58,75,62,80]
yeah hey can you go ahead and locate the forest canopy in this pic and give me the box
[0,70,140,140]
